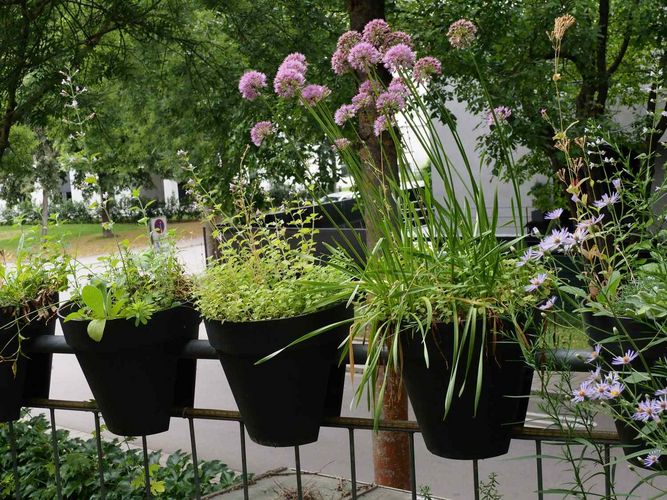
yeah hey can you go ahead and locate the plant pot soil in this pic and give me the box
[204,302,353,447]
[0,297,58,423]
[583,312,665,363]
[399,321,534,459]
[60,304,200,436]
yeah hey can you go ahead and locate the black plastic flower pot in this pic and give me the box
[204,302,353,447]
[614,419,666,470]
[583,312,665,363]
[0,297,58,423]
[60,304,200,436]
[399,321,534,459]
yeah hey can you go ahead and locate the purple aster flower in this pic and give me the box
[539,228,573,253]
[347,42,381,72]
[643,452,661,468]
[545,208,563,220]
[606,382,624,399]
[525,273,548,292]
[539,296,557,311]
[612,178,622,191]
[373,115,389,136]
[587,366,602,383]
[413,56,442,83]
[578,214,605,228]
[570,226,589,245]
[611,349,639,366]
[571,193,581,203]
[655,388,667,396]
[331,48,352,75]
[656,396,667,413]
[592,192,620,209]
[238,70,268,101]
[590,381,611,400]
[334,104,357,126]
[376,91,406,114]
[516,247,543,267]
[633,398,661,422]
[447,19,478,49]
[362,19,391,47]
[587,344,601,363]
[333,138,351,151]
[382,43,416,71]
[273,68,306,98]
[572,381,592,403]
[300,84,331,106]
[250,121,274,147]
[487,106,512,125]
[336,30,362,52]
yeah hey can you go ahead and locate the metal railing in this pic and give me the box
[3,336,620,500]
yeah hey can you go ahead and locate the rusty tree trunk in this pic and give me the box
[347,0,411,491]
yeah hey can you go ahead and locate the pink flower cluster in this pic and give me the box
[239,70,268,101]
[447,19,478,49]
[274,53,308,98]
[250,121,274,147]
[486,106,512,125]
[300,84,331,106]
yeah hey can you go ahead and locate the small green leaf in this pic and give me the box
[82,285,106,317]
[559,285,586,299]
[624,372,650,384]
[87,319,106,342]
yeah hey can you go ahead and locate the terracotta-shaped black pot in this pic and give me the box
[400,321,534,459]
[0,297,58,423]
[583,312,665,363]
[60,304,200,436]
[204,302,353,447]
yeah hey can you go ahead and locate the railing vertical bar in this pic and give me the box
[188,418,202,500]
[239,422,249,500]
[48,408,63,500]
[535,440,544,500]
[93,412,105,497]
[348,428,357,500]
[8,421,20,500]
[294,446,303,499]
[472,459,480,500]
[408,432,417,500]
[142,436,151,499]
[604,444,611,499]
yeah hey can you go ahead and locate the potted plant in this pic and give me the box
[0,232,68,422]
[192,183,353,447]
[60,196,198,436]
[236,19,552,458]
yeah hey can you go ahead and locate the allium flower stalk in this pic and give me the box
[250,121,274,147]
[382,43,416,72]
[447,19,478,49]
[413,57,442,83]
[347,42,381,72]
[238,71,267,101]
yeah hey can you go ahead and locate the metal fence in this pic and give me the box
[4,337,621,500]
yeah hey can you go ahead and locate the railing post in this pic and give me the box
[8,421,20,500]
[188,418,201,500]
[93,411,105,497]
[535,440,544,500]
[49,409,63,500]
[239,422,249,500]
[348,428,357,500]
[408,432,417,500]
[294,446,303,499]
[141,435,151,499]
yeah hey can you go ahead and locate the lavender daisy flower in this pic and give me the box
[656,396,667,413]
[334,104,357,126]
[570,226,589,245]
[362,19,391,47]
[525,273,548,292]
[238,70,268,101]
[592,192,620,209]
[578,214,604,228]
[516,248,543,267]
[273,68,306,98]
[333,138,351,151]
[486,106,512,125]
[643,452,661,468]
[587,344,601,363]
[633,398,661,422]
[347,42,381,71]
[300,84,331,106]
[374,115,389,136]
[590,382,611,400]
[250,121,274,147]
[539,296,557,311]
[413,56,442,83]
[655,388,667,396]
[539,228,573,253]
[447,19,478,49]
[382,43,416,71]
[376,91,406,114]
[545,208,563,220]
[606,382,624,399]
[612,178,622,191]
[588,366,602,382]
[572,381,592,403]
[611,349,638,366]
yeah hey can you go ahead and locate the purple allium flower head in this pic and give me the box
[238,70,268,101]
[593,192,620,209]
[373,115,389,136]
[278,53,308,78]
[447,19,478,49]
[525,273,548,292]
[487,106,512,125]
[337,31,363,52]
[351,80,377,110]
[331,49,351,75]
[572,381,592,403]
[333,138,351,151]
[347,42,381,71]
[362,19,391,47]
[250,121,274,147]
[382,43,416,71]
[612,349,638,366]
[300,84,331,106]
[539,296,557,311]
[643,453,661,468]
[388,77,409,97]
[587,344,601,363]
[334,104,357,126]
[376,91,406,115]
[273,68,306,98]
[283,52,307,67]
[545,208,563,220]
[382,31,413,52]
[413,56,442,83]
[633,398,661,422]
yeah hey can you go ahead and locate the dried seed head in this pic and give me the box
[551,14,576,42]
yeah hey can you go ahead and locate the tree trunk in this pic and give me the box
[100,200,113,238]
[40,187,49,237]
[347,0,411,491]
